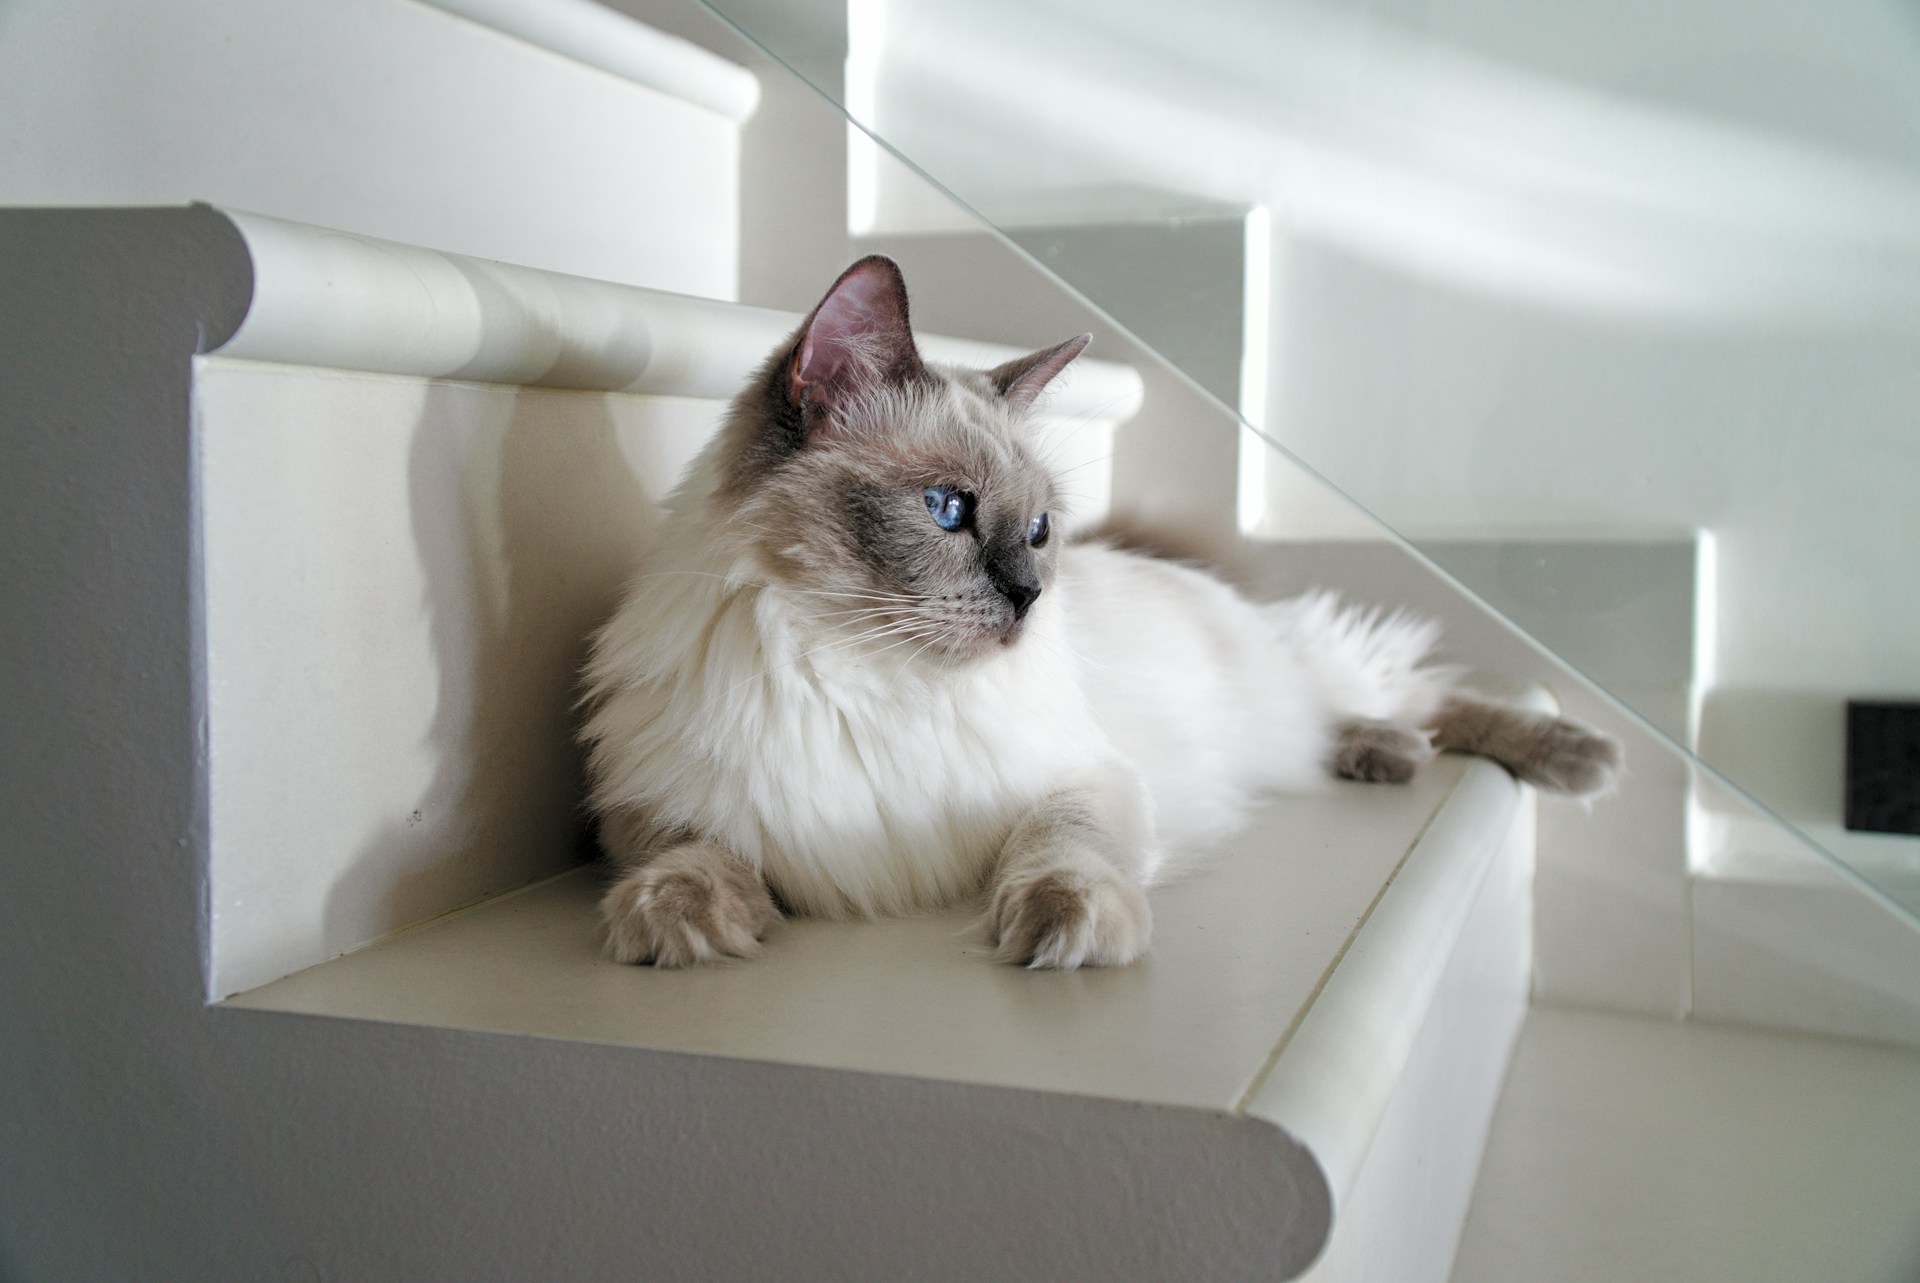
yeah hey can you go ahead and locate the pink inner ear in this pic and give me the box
[790,258,914,410]
[794,287,871,390]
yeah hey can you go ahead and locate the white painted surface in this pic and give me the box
[1530,736,1693,1016]
[1452,1006,1920,1282]
[1685,708,1920,1045]
[0,0,742,295]
[228,753,1492,1102]
[422,0,760,120]
[1249,695,1547,1215]
[191,209,1135,996]
[231,747,1534,1277]
[215,209,1142,417]
[1692,872,1920,1048]
[844,86,1722,1029]
[1242,543,1696,1020]
[11,201,1529,1282]
[844,0,1920,318]
[5,190,1343,1283]
[872,131,1910,1056]
[197,361,712,997]
[197,363,1112,1001]
[588,0,859,314]
[1306,805,1532,1283]
[853,196,1704,1026]
[784,0,1920,997]
[1265,241,1920,918]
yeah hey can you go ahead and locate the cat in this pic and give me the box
[579,255,1622,971]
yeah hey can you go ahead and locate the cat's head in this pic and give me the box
[717,256,1089,661]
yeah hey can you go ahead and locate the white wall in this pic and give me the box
[592,0,859,312]
[1267,239,1920,863]
[0,0,743,297]
[823,0,1920,905]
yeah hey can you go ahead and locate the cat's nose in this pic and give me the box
[1002,580,1041,621]
[984,539,1042,621]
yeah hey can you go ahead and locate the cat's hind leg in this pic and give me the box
[1427,695,1623,797]
[1274,591,1621,794]
[988,770,1154,970]
[597,820,780,966]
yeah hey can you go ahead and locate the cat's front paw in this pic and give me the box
[599,844,779,967]
[989,861,1151,970]
[1518,718,1625,797]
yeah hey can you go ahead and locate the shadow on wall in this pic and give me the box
[323,383,665,950]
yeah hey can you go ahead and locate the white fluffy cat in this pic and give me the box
[580,256,1620,970]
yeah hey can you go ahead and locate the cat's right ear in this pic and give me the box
[788,255,925,428]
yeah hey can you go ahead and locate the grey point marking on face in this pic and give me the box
[715,256,1087,662]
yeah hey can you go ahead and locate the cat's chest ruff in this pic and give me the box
[720,615,1095,916]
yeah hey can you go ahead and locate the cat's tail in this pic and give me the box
[1264,589,1461,729]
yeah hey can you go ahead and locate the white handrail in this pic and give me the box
[209,208,1145,421]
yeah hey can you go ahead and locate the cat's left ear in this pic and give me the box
[988,333,1092,418]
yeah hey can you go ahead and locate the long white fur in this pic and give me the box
[582,438,1458,918]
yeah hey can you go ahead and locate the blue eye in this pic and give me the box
[1027,513,1050,547]
[923,486,972,532]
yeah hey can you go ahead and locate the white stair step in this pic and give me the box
[1451,1006,1920,1283]
[232,724,1539,1279]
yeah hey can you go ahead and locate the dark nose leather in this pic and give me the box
[983,526,1042,622]
[1001,580,1041,620]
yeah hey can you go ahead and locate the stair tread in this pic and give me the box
[228,750,1508,1120]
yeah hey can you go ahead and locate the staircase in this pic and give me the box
[4,2,1914,1281]
[5,185,1540,1278]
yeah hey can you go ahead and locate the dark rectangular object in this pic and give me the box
[1845,701,1920,836]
